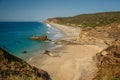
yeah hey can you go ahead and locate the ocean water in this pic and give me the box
[0,22,64,59]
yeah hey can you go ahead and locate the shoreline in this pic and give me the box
[28,23,106,80]
[20,22,65,61]
[48,23,81,39]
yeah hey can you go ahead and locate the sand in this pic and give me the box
[28,23,105,80]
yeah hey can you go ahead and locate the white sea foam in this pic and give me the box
[53,33,63,40]
[50,41,55,44]
[46,23,52,28]
[47,31,50,33]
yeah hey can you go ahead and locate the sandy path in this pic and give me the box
[28,23,105,80]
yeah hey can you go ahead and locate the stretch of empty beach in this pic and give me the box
[28,23,106,80]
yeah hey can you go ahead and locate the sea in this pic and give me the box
[0,22,64,60]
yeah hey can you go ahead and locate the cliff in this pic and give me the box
[94,39,120,80]
[77,22,120,79]
[78,22,120,46]
[76,22,120,79]
[0,48,51,80]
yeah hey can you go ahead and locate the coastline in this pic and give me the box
[48,23,81,40]
[28,23,105,80]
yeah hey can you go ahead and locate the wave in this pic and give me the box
[46,23,52,28]
[47,31,50,33]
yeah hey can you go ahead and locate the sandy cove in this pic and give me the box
[28,23,106,80]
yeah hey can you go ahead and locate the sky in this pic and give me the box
[0,0,120,21]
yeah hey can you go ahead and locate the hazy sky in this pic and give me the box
[0,0,120,21]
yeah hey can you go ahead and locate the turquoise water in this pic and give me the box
[0,22,64,59]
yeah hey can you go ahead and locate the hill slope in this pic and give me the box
[0,48,51,80]
[46,11,120,80]
[46,11,120,28]
[94,39,120,80]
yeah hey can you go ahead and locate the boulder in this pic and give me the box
[29,35,51,41]
[22,51,27,54]
[44,50,54,57]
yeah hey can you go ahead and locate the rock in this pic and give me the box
[101,51,108,56]
[96,38,120,65]
[78,22,120,46]
[29,35,51,41]
[44,50,54,57]
[22,51,27,54]
[44,50,60,57]
[95,39,120,80]
[113,52,120,58]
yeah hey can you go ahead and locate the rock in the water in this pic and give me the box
[29,35,51,41]
[22,51,27,54]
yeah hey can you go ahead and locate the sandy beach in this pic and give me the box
[28,23,105,80]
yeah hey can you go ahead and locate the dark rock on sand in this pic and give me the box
[44,50,60,57]
[44,50,53,57]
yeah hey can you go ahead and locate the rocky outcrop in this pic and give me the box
[0,48,51,80]
[94,39,120,80]
[30,35,51,41]
[74,22,120,79]
[96,39,120,66]
[78,22,120,46]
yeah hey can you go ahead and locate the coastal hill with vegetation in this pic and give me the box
[1,11,120,80]
[46,11,120,28]
[46,11,120,80]
[0,48,51,80]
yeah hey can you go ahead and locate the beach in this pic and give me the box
[28,23,105,80]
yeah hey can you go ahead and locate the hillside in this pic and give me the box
[0,48,51,80]
[94,39,120,80]
[46,11,120,28]
[75,21,120,80]
[74,21,120,80]
[46,11,120,80]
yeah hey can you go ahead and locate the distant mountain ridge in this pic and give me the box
[46,11,120,28]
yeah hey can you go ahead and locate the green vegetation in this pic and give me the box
[47,11,120,28]
[0,48,51,80]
